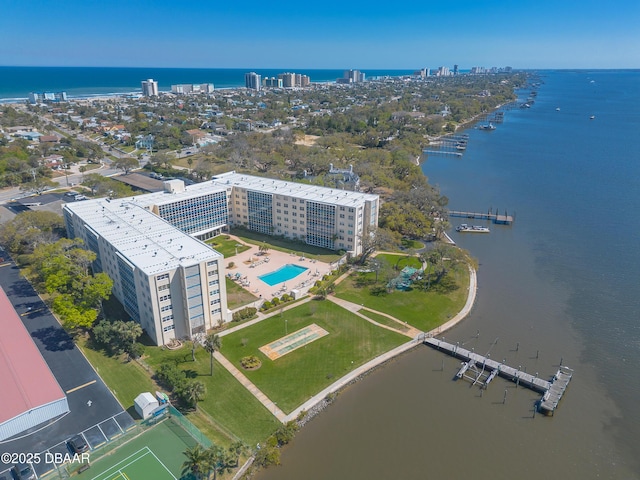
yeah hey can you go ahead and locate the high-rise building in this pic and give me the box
[141,79,159,96]
[171,83,215,94]
[245,72,262,91]
[63,180,229,346]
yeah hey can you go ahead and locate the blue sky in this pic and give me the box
[1,0,638,69]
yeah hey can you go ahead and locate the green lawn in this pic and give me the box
[144,344,279,445]
[77,336,156,409]
[206,235,251,258]
[358,309,412,333]
[220,300,407,413]
[225,277,259,309]
[231,228,343,263]
[334,258,470,332]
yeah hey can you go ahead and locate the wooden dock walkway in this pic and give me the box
[424,336,573,415]
[449,209,514,225]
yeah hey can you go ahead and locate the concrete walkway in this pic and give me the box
[213,351,288,422]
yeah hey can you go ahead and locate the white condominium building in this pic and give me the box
[63,181,228,346]
[211,172,379,255]
[63,173,378,344]
[141,78,159,96]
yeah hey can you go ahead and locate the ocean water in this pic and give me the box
[257,70,640,480]
[0,67,414,102]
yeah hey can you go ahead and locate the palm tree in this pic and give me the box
[182,444,210,480]
[203,333,221,376]
[182,380,206,409]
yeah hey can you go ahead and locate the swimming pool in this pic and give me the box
[258,264,308,286]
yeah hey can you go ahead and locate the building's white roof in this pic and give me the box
[135,392,158,408]
[64,197,222,275]
[115,180,229,208]
[211,171,378,207]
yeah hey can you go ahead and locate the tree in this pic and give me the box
[0,211,65,255]
[203,333,221,376]
[178,380,206,409]
[113,157,139,174]
[93,319,143,356]
[20,176,56,195]
[182,444,210,480]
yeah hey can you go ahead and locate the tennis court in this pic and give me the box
[75,418,201,480]
[88,447,176,480]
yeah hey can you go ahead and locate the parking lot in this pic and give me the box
[0,253,133,478]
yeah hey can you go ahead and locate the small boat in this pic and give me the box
[590,115,596,120]
[456,224,490,233]
[556,107,561,111]
[479,123,496,131]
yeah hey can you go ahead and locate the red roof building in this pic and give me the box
[0,288,69,440]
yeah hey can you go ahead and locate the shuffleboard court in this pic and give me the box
[259,324,329,360]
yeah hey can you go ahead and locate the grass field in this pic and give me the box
[220,300,407,413]
[225,277,258,309]
[75,420,194,480]
[334,254,469,332]
[143,346,280,446]
[231,228,343,263]
[206,235,251,258]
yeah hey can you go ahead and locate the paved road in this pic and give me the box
[0,253,133,473]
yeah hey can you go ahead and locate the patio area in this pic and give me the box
[221,236,334,304]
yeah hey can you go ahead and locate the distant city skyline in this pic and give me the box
[1,0,638,69]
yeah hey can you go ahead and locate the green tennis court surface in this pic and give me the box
[76,419,199,480]
[89,447,176,480]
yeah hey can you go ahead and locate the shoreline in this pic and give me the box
[288,265,477,425]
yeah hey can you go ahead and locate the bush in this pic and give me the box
[232,306,257,322]
[281,293,292,302]
[227,261,235,269]
[260,300,272,311]
[156,362,186,391]
[271,297,280,306]
[240,355,262,369]
[274,421,299,445]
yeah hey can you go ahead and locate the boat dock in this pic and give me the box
[423,336,573,415]
[449,208,514,225]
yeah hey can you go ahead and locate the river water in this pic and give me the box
[257,70,640,480]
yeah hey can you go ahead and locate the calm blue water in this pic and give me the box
[0,67,414,102]
[259,264,308,286]
[258,70,640,480]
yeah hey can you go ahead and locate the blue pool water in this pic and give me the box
[258,264,308,286]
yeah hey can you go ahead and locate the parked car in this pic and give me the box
[10,464,35,480]
[66,434,89,453]
[74,194,87,201]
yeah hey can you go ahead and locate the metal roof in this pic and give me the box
[64,197,222,275]
[0,288,66,424]
[211,171,378,207]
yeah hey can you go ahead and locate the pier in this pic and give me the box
[424,336,573,415]
[449,208,514,225]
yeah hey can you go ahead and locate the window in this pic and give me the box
[163,325,175,332]
[159,294,171,302]
[157,274,169,281]
[158,284,169,291]
[210,298,220,305]
[162,314,174,322]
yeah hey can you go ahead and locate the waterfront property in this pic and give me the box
[63,172,378,345]
[211,171,379,255]
[424,336,573,414]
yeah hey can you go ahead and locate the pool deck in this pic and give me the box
[223,236,334,304]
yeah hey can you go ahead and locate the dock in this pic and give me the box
[424,336,573,415]
[449,208,514,225]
